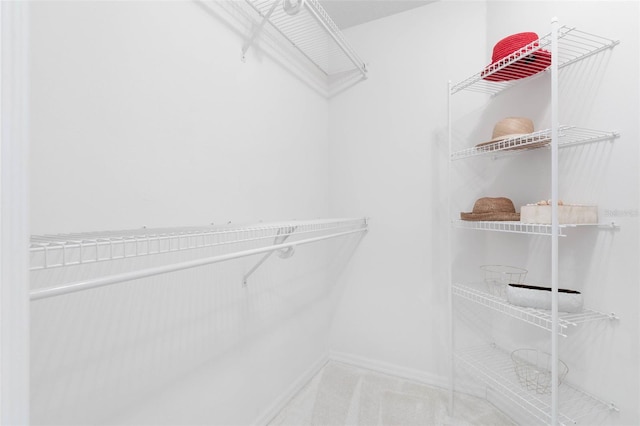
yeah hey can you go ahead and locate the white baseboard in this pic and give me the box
[329,351,450,391]
[253,352,330,426]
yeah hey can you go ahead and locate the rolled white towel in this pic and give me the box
[506,284,583,313]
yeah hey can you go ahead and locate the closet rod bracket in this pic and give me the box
[241,0,279,62]
[242,225,297,287]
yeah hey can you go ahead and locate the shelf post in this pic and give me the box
[550,16,560,426]
[447,80,454,416]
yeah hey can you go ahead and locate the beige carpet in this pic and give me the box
[269,361,516,426]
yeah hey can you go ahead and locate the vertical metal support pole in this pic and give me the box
[550,17,560,426]
[447,80,454,416]
[0,1,30,423]
[638,4,640,416]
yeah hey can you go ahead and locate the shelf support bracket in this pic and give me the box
[241,0,279,62]
[242,226,297,287]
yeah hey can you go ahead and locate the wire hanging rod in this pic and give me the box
[30,227,367,301]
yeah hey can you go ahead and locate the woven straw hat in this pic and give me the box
[476,117,550,150]
[460,197,521,221]
[481,32,551,82]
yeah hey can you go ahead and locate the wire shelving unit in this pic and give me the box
[451,26,619,96]
[455,345,617,426]
[30,218,368,301]
[453,283,616,337]
[243,0,367,79]
[447,20,619,425]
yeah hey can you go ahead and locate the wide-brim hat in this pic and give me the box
[461,197,521,221]
[476,117,550,151]
[481,32,552,82]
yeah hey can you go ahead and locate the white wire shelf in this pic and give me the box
[30,218,368,301]
[456,345,617,425]
[453,220,565,236]
[451,26,619,96]
[451,126,619,161]
[30,218,367,271]
[453,283,616,337]
[243,0,367,79]
[452,220,618,236]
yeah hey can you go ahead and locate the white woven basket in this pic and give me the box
[511,349,568,394]
[481,265,527,298]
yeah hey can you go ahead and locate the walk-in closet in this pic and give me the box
[1,1,638,425]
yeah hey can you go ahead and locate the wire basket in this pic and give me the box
[511,349,569,394]
[481,265,527,297]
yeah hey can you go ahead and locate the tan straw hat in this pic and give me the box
[476,117,550,150]
[460,197,521,221]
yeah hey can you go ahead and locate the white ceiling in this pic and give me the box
[318,0,436,29]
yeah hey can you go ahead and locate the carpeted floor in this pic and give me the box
[269,361,516,426]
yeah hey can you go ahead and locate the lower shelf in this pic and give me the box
[453,282,616,337]
[455,345,615,425]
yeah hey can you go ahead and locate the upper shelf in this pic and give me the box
[243,0,368,80]
[451,126,619,161]
[30,218,368,271]
[451,26,619,96]
[30,218,368,301]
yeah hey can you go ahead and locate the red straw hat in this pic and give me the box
[482,32,551,82]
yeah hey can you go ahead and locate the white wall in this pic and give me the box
[29,1,330,235]
[328,0,488,384]
[329,1,639,424]
[0,2,30,424]
[28,1,353,425]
